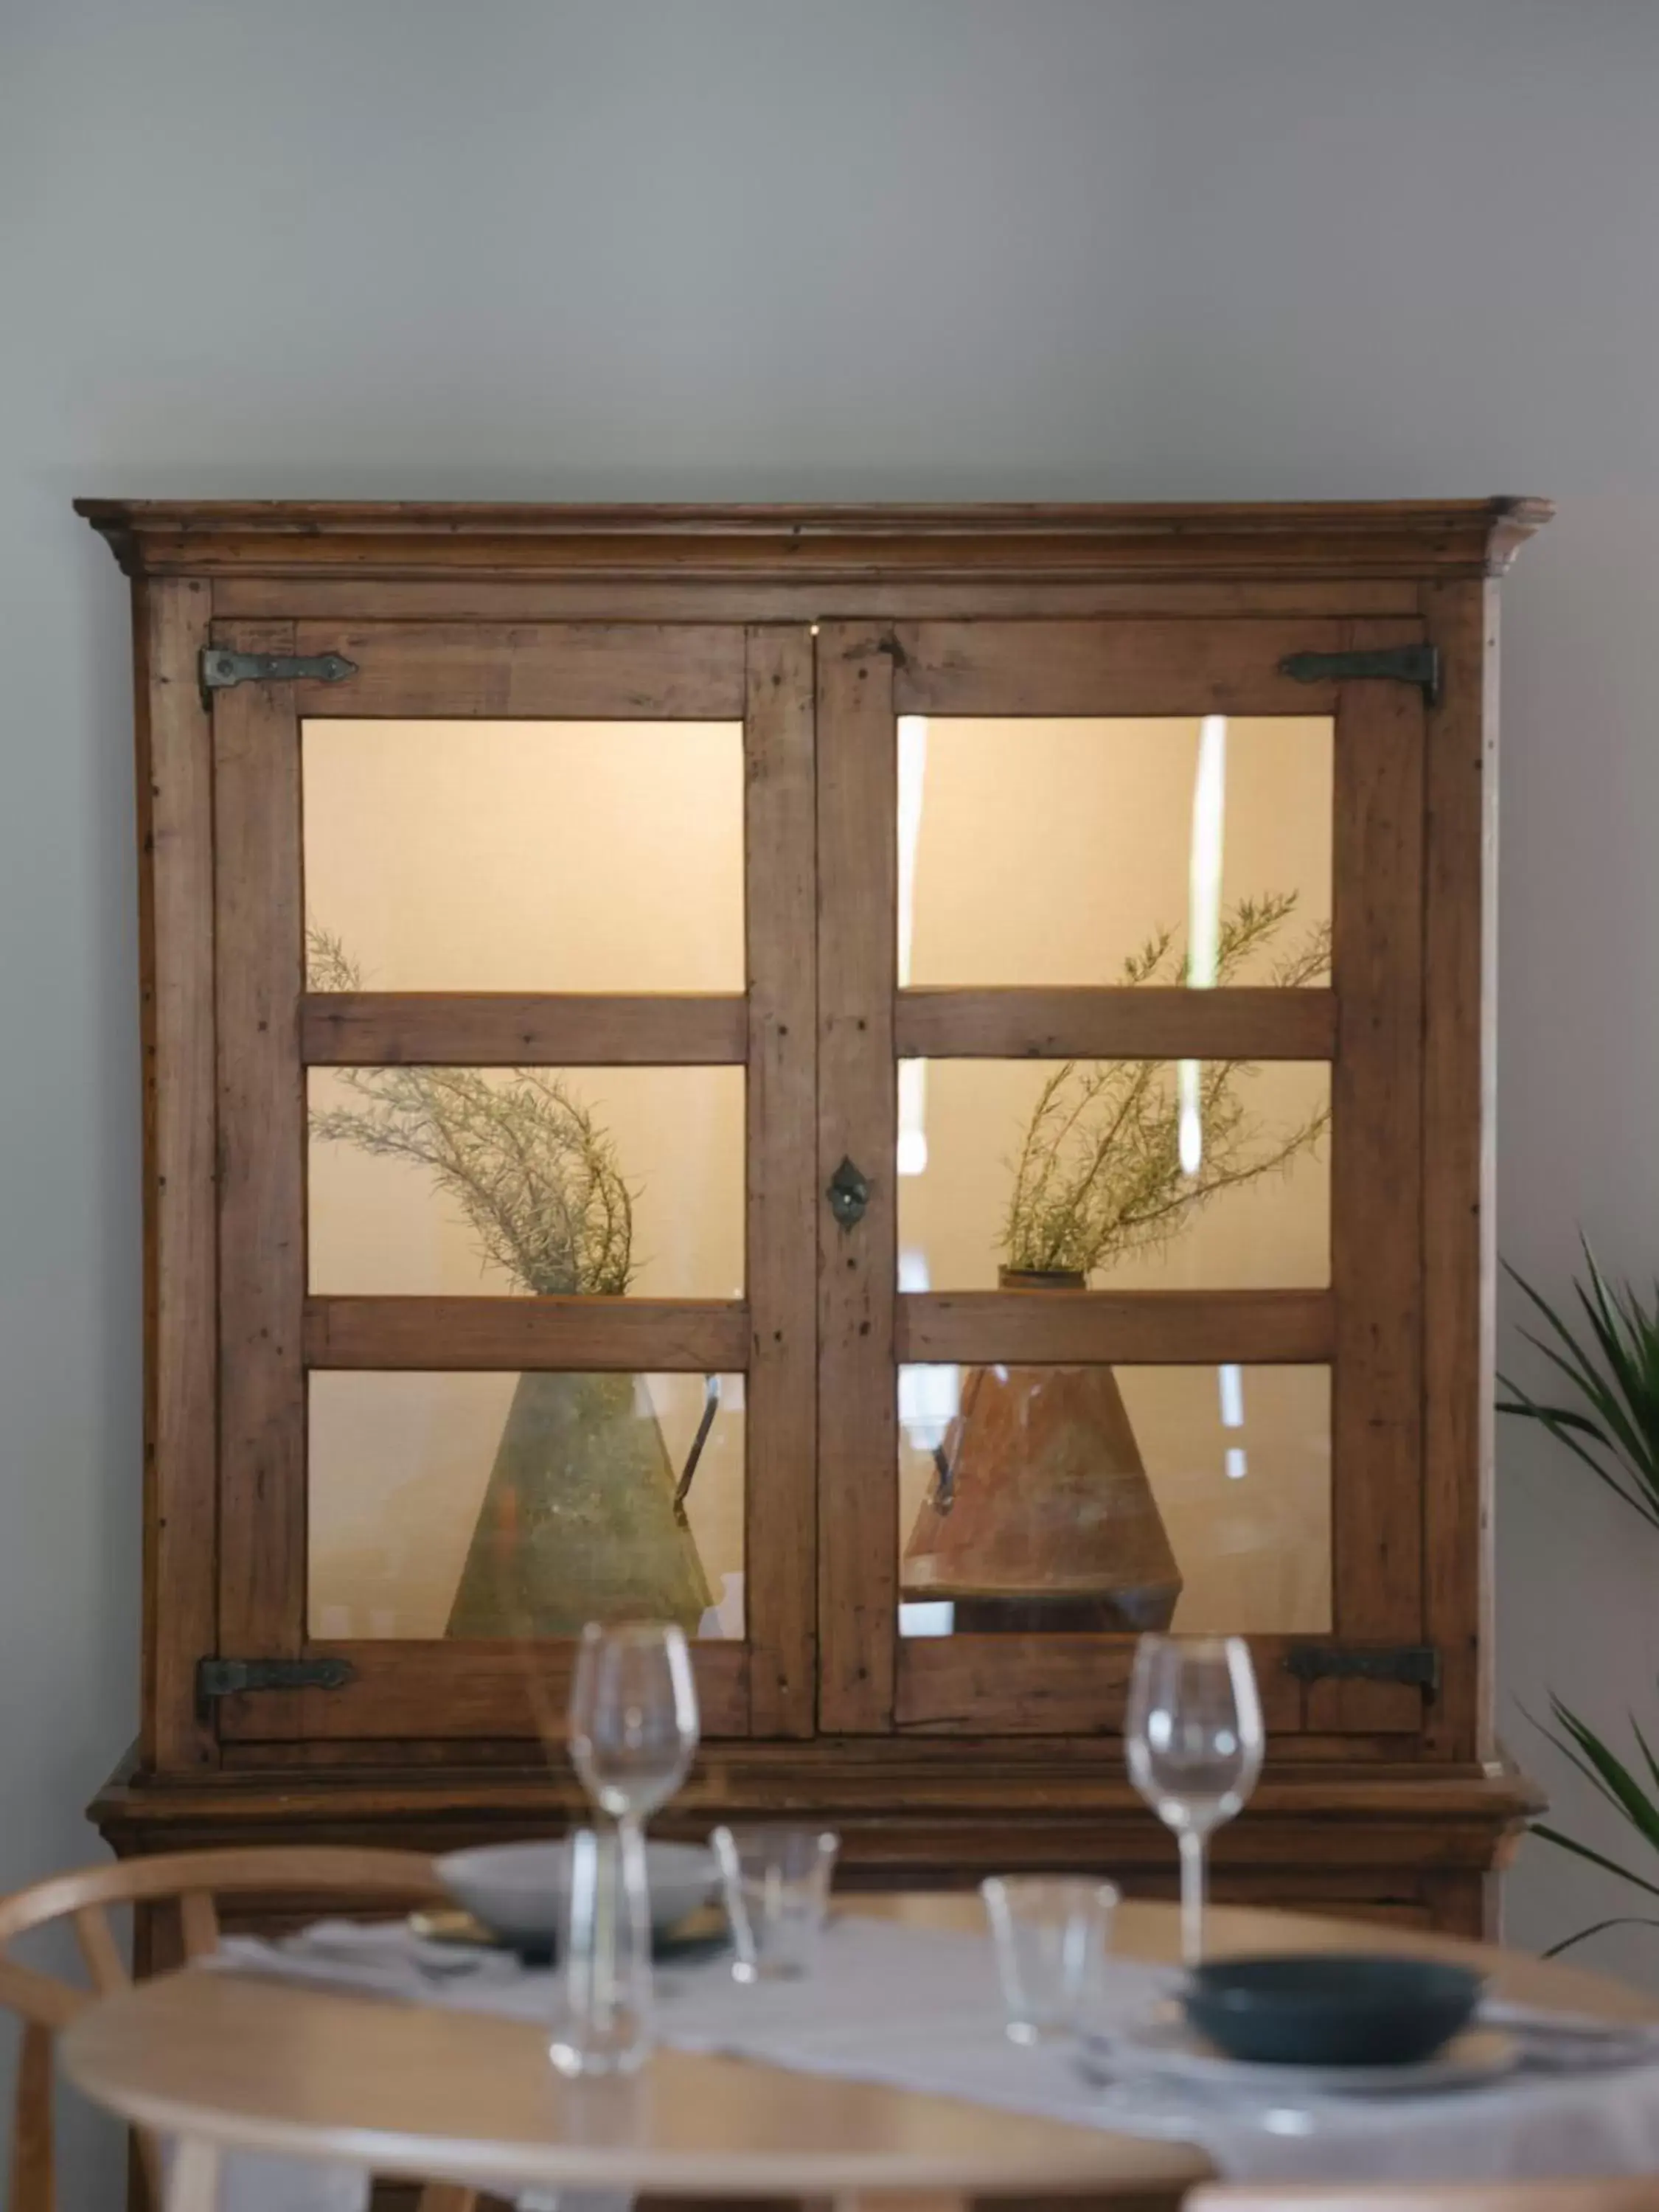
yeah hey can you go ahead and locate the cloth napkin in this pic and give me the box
[206,1914,1659,2202]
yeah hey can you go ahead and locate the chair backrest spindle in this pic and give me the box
[176,1889,220,1964]
[7,2022,54,2212]
[70,1907,126,1997]
[0,1845,470,2212]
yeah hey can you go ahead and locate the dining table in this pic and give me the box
[60,1893,1659,2212]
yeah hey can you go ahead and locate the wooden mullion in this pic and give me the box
[1318,652,1427,1732]
[1419,580,1499,1763]
[216,1641,750,1742]
[304,1295,747,1373]
[291,621,745,718]
[891,617,1422,717]
[897,987,1335,1063]
[817,627,899,1733]
[303,992,747,1067]
[215,623,307,1671]
[137,577,220,1769]
[743,628,818,1737]
[900,1290,1332,1367]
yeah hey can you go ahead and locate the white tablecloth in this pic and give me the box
[201,1915,1659,2208]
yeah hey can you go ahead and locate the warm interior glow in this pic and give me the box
[896,715,930,1178]
[904,715,1330,988]
[304,720,746,1641]
[1178,712,1228,1176]
[304,712,1335,1644]
[304,719,745,992]
[897,714,1334,1636]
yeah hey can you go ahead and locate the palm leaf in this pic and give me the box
[1517,1311,1649,1473]
[1504,1309,1641,1457]
[1504,1247,1659,1954]
[1531,1823,1659,1903]
[1569,1255,1659,1477]
[1543,1915,1659,1960]
[1543,1697,1659,1851]
[1630,1710,1659,1803]
[1540,1733,1632,1825]
[1496,1383,1659,1528]
[1499,1250,1659,1525]
[1506,1252,1634,1415]
[1571,1239,1659,1472]
[1525,1692,1659,1952]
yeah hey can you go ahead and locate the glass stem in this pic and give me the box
[617,1813,653,2030]
[1178,1829,1207,1965]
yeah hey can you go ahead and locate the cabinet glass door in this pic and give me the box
[210,620,815,1742]
[816,619,1426,1739]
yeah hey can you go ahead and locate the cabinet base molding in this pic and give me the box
[91,1743,1540,1942]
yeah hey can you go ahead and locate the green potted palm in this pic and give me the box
[1499,1244,1659,1952]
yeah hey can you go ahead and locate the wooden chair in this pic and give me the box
[0,1843,477,2212]
[1185,2183,1659,2210]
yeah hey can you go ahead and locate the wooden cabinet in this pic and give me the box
[81,500,1549,1935]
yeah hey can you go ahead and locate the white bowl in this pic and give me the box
[437,1838,718,1947]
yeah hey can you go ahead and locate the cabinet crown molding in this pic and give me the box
[75,497,1552,582]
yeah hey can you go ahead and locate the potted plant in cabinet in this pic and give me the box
[307,928,714,1638]
[902,894,1330,1632]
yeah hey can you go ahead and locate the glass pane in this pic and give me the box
[897,1060,1329,1290]
[303,720,744,991]
[308,1065,744,1298]
[898,1364,1329,1638]
[899,716,1332,989]
[310,1370,745,1641]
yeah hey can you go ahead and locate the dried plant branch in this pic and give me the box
[1001,893,1331,1278]
[305,925,635,1295]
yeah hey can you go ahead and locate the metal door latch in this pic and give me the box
[827,1156,870,1228]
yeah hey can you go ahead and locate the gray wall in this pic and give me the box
[5,0,1658,2192]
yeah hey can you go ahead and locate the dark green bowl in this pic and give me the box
[1183,1952,1485,2067]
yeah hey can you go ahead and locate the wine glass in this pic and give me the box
[1125,1634,1263,1966]
[552,1621,700,2076]
[568,1618,701,1824]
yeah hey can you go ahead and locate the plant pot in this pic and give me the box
[900,1267,1183,1633]
[447,1367,714,1638]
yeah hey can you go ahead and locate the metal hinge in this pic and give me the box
[198,646,358,709]
[1283,1644,1440,1693]
[196,1655,355,1717]
[1279,643,1440,703]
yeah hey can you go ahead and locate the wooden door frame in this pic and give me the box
[815,613,1430,1739]
[206,616,817,1745]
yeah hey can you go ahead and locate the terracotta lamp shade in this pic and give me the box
[902,1270,1183,1634]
